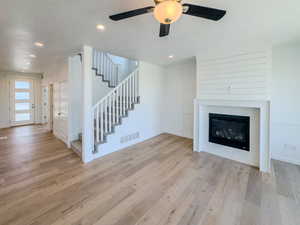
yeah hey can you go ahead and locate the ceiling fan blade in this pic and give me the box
[109,6,154,21]
[183,4,226,21]
[159,24,170,37]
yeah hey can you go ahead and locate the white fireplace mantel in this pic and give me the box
[193,99,271,173]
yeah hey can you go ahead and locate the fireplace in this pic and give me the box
[209,113,250,151]
[194,99,270,172]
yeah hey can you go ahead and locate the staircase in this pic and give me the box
[71,49,140,157]
[92,50,119,88]
[92,69,139,152]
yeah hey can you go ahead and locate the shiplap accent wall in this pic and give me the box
[197,51,272,100]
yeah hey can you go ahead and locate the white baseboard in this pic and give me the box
[0,122,10,129]
[271,155,300,166]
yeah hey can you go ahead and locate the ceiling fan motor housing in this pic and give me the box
[153,0,183,24]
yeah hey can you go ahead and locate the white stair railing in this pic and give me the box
[92,49,119,87]
[92,69,139,147]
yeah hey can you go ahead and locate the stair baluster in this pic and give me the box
[115,89,118,124]
[96,105,99,143]
[108,95,112,133]
[122,82,125,116]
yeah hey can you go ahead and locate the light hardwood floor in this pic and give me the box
[0,125,299,225]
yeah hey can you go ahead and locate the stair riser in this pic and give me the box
[92,67,118,88]
[70,140,82,158]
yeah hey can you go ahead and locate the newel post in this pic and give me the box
[82,45,94,163]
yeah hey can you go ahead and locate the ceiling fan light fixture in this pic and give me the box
[109,1,226,37]
[154,0,183,24]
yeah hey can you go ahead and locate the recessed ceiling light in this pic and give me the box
[34,42,44,47]
[169,55,174,59]
[29,54,36,58]
[25,62,31,65]
[96,24,105,31]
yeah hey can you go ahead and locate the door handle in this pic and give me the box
[58,112,61,116]
[32,104,35,109]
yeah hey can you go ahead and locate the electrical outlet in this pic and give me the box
[227,85,232,94]
[284,144,297,151]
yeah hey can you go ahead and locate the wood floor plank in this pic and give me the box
[273,160,295,199]
[260,168,283,225]
[0,125,299,225]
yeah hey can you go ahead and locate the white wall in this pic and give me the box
[68,55,83,141]
[108,54,138,82]
[42,58,68,85]
[94,61,164,158]
[0,72,10,128]
[92,71,111,105]
[197,50,272,100]
[0,71,42,128]
[163,58,196,138]
[271,44,300,165]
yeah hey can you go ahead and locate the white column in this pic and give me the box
[259,102,271,173]
[82,45,94,163]
[193,99,199,152]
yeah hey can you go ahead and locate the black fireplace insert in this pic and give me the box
[209,113,250,151]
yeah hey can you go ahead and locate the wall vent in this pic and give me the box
[120,132,140,144]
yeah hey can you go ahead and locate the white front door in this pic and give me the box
[10,79,35,126]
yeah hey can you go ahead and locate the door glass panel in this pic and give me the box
[15,81,30,89]
[11,79,34,125]
[15,102,30,110]
[15,113,30,121]
[15,92,30,100]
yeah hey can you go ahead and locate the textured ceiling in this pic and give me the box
[0,0,300,73]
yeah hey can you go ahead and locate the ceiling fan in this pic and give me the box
[109,0,226,37]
